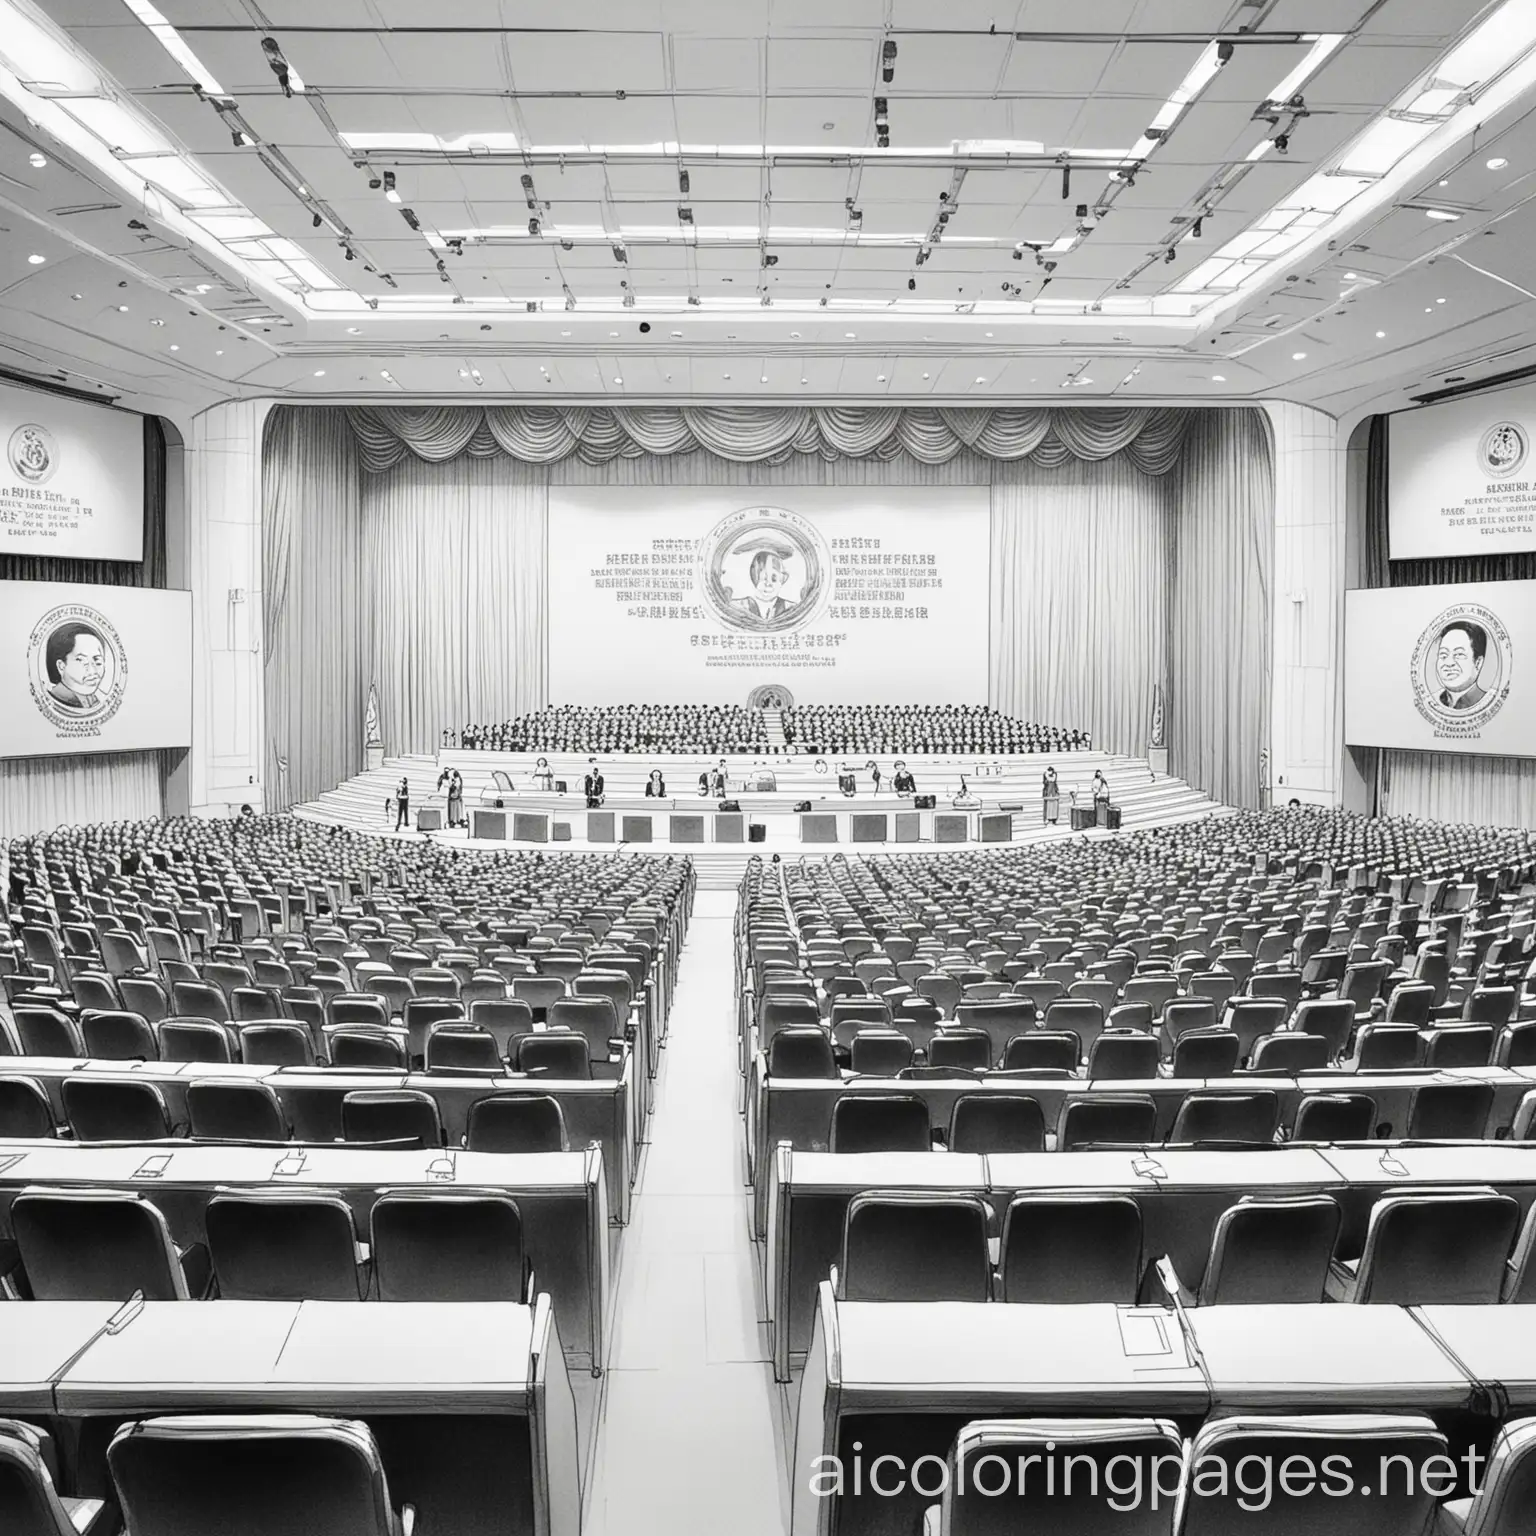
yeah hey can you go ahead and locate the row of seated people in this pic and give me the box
[1,1413,468,1536]
[455,703,770,753]
[782,703,1091,754]
[832,1182,1536,1306]
[912,1413,1536,1536]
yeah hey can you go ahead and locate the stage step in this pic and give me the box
[761,709,787,750]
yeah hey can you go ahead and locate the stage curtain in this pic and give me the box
[346,403,1188,475]
[0,750,168,839]
[989,455,1171,756]
[1168,408,1274,807]
[362,453,546,753]
[261,407,363,809]
[1383,749,1536,826]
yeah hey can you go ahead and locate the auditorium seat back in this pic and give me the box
[370,1191,524,1302]
[999,1193,1141,1303]
[948,1093,1046,1154]
[1199,1195,1341,1305]
[0,1076,54,1139]
[838,1192,991,1302]
[207,1191,366,1302]
[13,1188,196,1301]
[1337,1190,1518,1304]
[186,1080,288,1142]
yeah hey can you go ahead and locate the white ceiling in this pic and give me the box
[3,0,1536,427]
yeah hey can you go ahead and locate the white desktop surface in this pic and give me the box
[1189,1304,1472,1410]
[1316,1143,1536,1188]
[1414,1305,1536,1405]
[988,1146,1341,1192]
[831,1301,1207,1411]
[785,1152,987,1191]
[0,1301,122,1412]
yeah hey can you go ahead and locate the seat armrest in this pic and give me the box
[1324,1256,1359,1303]
[921,1504,941,1536]
[400,1504,417,1536]
[1435,1497,1471,1536]
[1153,1255,1194,1308]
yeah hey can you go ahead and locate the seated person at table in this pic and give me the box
[583,762,605,808]
[699,760,728,797]
[645,769,667,797]
[892,761,916,795]
[531,757,554,791]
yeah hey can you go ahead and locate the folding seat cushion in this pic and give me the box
[838,1191,991,1302]
[339,1089,443,1149]
[327,1029,408,1070]
[922,1418,1182,1536]
[206,1191,367,1301]
[1167,1090,1279,1146]
[370,1190,524,1302]
[1406,1081,1494,1140]
[948,1093,1046,1153]
[1291,1092,1375,1143]
[0,1076,55,1139]
[999,1193,1142,1303]
[1058,1095,1157,1151]
[1197,1195,1341,1304]
[512,1031,591,1080]
[106,1415,412,1536]
[1179,1414,1447,1536]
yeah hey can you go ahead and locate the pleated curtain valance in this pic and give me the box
[344,404,1191,475]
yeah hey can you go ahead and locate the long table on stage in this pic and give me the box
[469,792,1017,845]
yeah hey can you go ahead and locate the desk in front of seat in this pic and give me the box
[37,1298,581,1536]
[1413,1306,1536,1410]
[16,1057,638,1224]
[765,1145,1342,1379]
[0,1140,609,1370]
[0,1301,121,1413]
[1189,1303,1475,1412]
[1313,1141,1536,1253]
[790,1285,1209,1536]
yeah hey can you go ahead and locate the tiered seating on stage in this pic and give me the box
[451,702,1089,754]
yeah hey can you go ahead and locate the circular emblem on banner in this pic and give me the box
[1410,603,1510,731]
[747,684,795,709]
[28,605,127,729]
[698,506,831,634]
[1478,421,1528,479]
[8,422,58,485]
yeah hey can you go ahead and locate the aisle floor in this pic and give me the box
[585,890,792,1536]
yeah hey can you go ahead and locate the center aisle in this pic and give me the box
[586,888,790,1536]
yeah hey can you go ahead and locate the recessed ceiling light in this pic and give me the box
[346,326,361,334]
[845,332,855,339]
[215,349,223,355]
[800,377,808,384]
[1488,156,1509,170]
[70,292,81,300]
[27,253,44,265]
[670,330,682,338]
[150,318,164,327]
[1291,352,1307,360]
[1425,306,1433,312]
[169,344,179,351]
[560,330,571,337]
[760,375,768,383]
[314,369,325,376]
[116,304,129,313]
[723,372,731,379]
[1344,271,1358,279]
[985,332,993,338]
[613,376,623,384]
[1376,330,1387,338]
[1212,374,1226,381]
[1438,178,1450,187]
[380,370,392,379]
[1436,296,1446,303]
[609,331,618,338]
[921,372,930,380]
[974,376,986,384]
[28,152,45,168]
[876,374,886,382]
[1425,208,1461,221]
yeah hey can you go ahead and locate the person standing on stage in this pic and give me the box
[394,776,411,832]
[892,760,916,795]
[447,769,465,828]
[584,761,606,808]
[1042,765,1060,825]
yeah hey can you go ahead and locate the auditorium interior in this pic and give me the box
[7,1,1536,1533]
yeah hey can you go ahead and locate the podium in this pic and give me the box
[1070,806,1095,830]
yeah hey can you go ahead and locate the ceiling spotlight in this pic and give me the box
[1212,374,1226,381]
[346,326,361,334]
[27,253,44,265]
[261,36,298,97]
[1272,132,1289,154]
[379,369,392,379]
[169,344,179,351]
[1488,156,1509,170]
[1437,296,1446,303]
[1191,216,1204,239]
[344,247,355,261]
[881,39,897,82]
[28,152,45,168]
[382,171,399,203]
[975,376,986,384]
[70,292,81,300]
[1164,247,1177,263]
[116,304,129,313]
[458,368,469,379]
[231,129,248,147]
[679,168,690,195]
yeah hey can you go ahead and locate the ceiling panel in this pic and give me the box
[673,37,761,90]
[506,32,670,93]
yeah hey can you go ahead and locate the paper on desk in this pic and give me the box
[1117,1307,1190,1370]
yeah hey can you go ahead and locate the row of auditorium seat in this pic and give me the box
[916,1413,1536,1536]
[1,1185,532,1305]
[7,1003,622,1074]
[801,1083,1526,1152]
[0,1078,574,1150]
[833,1186,1536,1307]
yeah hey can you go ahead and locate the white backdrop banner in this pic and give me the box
[0,380,144,561]
[547,485,989,704]
[1344,580,1536,757]
[1389,383,1536,559]
[0,582,192,758]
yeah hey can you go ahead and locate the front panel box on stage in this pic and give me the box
[513,812,549,843]
[471,809,507,841]
[1070,806,1096,831]
[713,814,744,843]
[621,815,653,843]
[801,813,838,844]
[588,811,616,843]
[552,822,572,842]
[934,813,969,843]
[851,814,888,843]
[894,811,922,844]
[415,808,443,832]
[670,815,706,844]
[979,812,1012,843]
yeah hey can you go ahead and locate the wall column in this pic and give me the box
[176,399,270,816]
[1265,400,1345,805]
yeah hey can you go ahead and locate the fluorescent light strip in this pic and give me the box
[119,0,225,95]
[1266,33,1346,104]
[434,224,1020,248]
